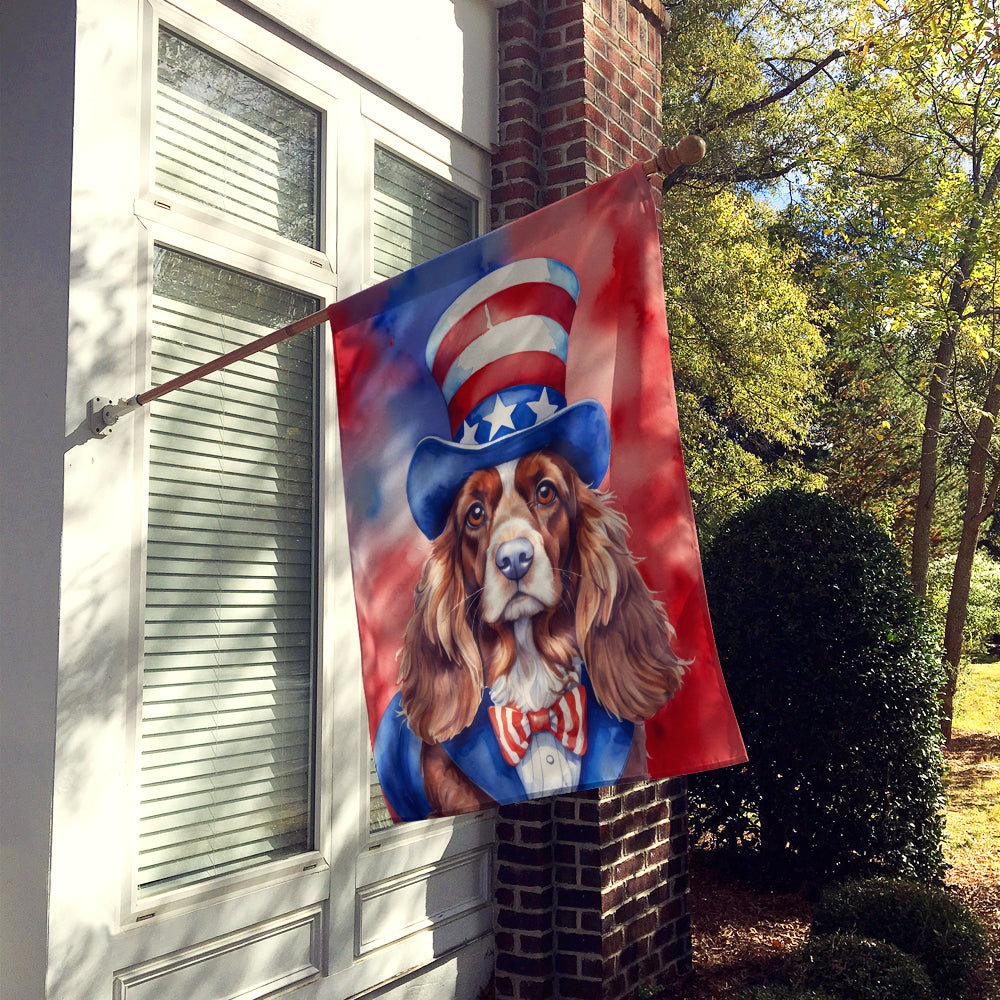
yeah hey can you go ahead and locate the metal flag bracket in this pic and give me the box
[88,395,141,437]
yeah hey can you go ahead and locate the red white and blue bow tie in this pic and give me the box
[489,685,588,766]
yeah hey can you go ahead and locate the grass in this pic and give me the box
[940,658,1000,1000]
[945,659,1000,869]
[954,658,1000,734]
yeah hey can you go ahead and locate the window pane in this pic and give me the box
[139,247,318,895]
[156,28,320,248]
[372,146,477,279]
[369,149,478,831]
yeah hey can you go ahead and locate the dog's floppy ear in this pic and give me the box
[397,520,484,744]
[572,485,686,722]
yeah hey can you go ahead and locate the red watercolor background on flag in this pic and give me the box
[333,164,745,783]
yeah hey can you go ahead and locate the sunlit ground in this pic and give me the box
[944,658,1000,1000]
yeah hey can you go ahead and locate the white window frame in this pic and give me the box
[124,0,339,928]
[110,0,496,992]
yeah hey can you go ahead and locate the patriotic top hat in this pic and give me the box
[407,257,611,539]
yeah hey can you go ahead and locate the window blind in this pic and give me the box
[138,248,318,895]
[372,146,477,280]
[156,28,320,248]
[368,148,477,831]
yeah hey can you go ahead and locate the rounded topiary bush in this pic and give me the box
[794,933,934,1000]
[691,489,946,882]
[812,878,988,999]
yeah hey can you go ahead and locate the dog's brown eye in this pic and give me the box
[535,480,557,506]
[466,502,487,528]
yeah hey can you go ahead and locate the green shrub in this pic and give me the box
[691,489,946,882]
[812,878,988,999]
[793,933,934,1000]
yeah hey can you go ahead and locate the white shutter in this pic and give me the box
[368,147,477,831]
[138,248,319,895]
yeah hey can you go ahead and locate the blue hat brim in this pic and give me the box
[407,399,611,539]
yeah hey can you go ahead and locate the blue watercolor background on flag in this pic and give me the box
[333,165,745,817]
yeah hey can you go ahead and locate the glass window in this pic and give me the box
[156,27,320,248]
[372,145,477,279]
[138,247,319,895]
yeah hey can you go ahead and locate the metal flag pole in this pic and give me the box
[87,135,706,438]
[87,307,331,437]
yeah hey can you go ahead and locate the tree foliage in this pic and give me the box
[663,189,825,538]
[790,0,1000,733]
[661,0,1000,735]
[660,1,835,539]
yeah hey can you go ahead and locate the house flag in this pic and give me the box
[332,164,746,822]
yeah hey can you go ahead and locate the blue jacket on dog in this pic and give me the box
[373,665,635,821]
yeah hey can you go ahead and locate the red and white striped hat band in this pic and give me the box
[425,258,580,439]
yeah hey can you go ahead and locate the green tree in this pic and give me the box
[660,2,999,739]
[801,0,1000,735]
[663,189,825,538]
[659,1,844,538]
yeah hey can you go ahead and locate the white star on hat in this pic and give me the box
[484,394,517,440]
[459,420,480,445]
[527,388,560,424]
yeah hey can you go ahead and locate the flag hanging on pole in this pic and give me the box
[332,164,746,822]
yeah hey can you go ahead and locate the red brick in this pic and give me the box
[602,881,625,908]
[543,38,587,69]
[626,868,658,896]
[560,978,604,1000]
[519,930,556,954]
[496,951,550,978]
[498,862,553,888]
[499,100,539,124]
[542,105,567,129]
[558,930,603,955]
[546,118,590,146]
[546,164,589,189]
[492,6,689,994]
[520,886,555,910]
[502,40,538,63]
[503,79,541,104]
[548,4,589,29]
[498,905,551,931]
[500,0,541,26]
[555,951,580,976]
[609,119,632,149]
[542,66,566,89]
[503,120,543,145]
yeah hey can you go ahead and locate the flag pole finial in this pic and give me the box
[642,135,706,177]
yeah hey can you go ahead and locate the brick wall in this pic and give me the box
[490,3,692,998]
[492,0,668,226]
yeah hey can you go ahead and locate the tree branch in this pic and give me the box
[702,49,847,133]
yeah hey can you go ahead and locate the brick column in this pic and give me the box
[493,0,667,225]
[491,3,692,998]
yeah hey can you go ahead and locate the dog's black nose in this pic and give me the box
[496,538,533,581]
